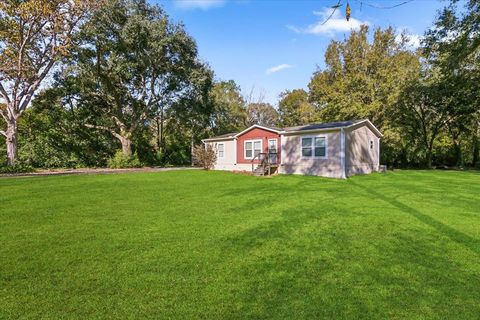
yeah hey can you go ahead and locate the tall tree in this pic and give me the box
[308,25,421,166]
[278,89,316,126]
[309,25,420,125]
[246,102,278,127]
[209,80,247,134]
[63,0,210,157]
[395,78,455,168]
[423,0,480,166]
[0,0,97,165]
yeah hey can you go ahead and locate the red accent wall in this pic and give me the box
[236,127,281,164]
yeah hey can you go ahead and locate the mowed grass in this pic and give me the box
[1,170,479,319]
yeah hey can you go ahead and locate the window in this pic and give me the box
[369,139,374,150]
[268,139,278,163]
[302,137,313,157]
[245,141,252,158]
[217,143,224,158]
[268,139,277,153]
[244,140,262,159]
[315,137,326,157]
[301,136,327,158]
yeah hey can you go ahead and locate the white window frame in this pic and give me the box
[217,143,225,158]
[244,139,262,159]
[268,139,277,153]
[301,135,328,159]
[369,139,374,150]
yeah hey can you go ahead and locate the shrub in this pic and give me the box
[107,151,142,169]
[192,144,216,170]
[0,163,35,174]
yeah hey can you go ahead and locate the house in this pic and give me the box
[202,119,383,178]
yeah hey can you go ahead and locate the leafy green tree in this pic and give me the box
[209,80,247,134]
[246,102,278,127]
[308,25,421,166]
[395,77,457,168]
[278,89,316,126]
[423,0,479,166]
[0,0,97,165]
[62,0,210,158]
[16,87,115,168]
[165,66,214,165]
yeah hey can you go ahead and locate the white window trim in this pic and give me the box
[301,135,328,159]
[244,139,263,159]
[268,138,277,152]
[369,139,374,150]
[217,142,225,158]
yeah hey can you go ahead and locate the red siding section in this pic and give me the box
[236,127,281,164]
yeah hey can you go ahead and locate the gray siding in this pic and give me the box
[279,131,343,178]
[345,125,380,176]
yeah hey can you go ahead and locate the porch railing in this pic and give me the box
[251,152,278,175]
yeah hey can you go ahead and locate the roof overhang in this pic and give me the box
[280,127,341,136]
[202,136,236,143]
[203,119,383,142]
[344,119,383,138]
[280,119,383,138]
[234,124,280,137]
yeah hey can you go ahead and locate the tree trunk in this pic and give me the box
[119,136,132,157]
[160,108,164,153]
[454,142,463,167]
[156,116,161,151]
[191,135,195,166]
[426,144,433,168]
[473,121,479,167]
[5,119,18,166]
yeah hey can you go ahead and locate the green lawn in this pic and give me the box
[1,170,479,319]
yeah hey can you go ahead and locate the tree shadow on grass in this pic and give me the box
[348,179,480,257]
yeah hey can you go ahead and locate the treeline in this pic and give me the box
[0,0,478,170]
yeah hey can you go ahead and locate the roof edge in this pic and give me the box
[279,127,342,135]
[202,136,236,142]
[234,124,280,137]
[344,119,383,138]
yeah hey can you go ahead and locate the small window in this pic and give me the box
[302,136,327,158]
[314,137,326,157]
[217,143,224,158]
[268,139,277,153]
[245,141,253,158]
[244,140,262,159]
[369,140,374,150]
[302,137,313,157]
[253,141,262,157]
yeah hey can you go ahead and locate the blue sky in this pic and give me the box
[156,0,448,105]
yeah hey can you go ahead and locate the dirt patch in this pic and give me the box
[0,167,201,178]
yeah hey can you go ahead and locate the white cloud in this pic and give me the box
[266,64,293,75]
[405,34,421,48]
[396,28,422,49]
[174,0,226,10]
[288,8,368,36]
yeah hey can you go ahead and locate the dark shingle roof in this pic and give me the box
[282,120,364,132]
[204,120,371,141]
[202,132,237,141]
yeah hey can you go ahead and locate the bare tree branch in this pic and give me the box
[0,130,6,137]
[0,108,7,122]
[85,123,123,140]
[18,59,56,113]
[0,83,11,104]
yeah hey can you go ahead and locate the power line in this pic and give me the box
[357,0,415,10]
[320,0,343,26]
[319,0,416,25]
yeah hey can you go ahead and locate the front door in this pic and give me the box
[268,139,278,164]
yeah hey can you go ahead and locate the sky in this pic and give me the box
[155,0,449,105]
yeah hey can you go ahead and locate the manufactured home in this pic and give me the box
[202,119,383,178]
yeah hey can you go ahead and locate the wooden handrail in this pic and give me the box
[251,152,278,175]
